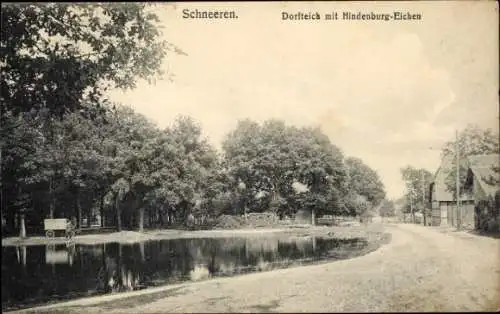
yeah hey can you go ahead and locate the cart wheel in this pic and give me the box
[46,230,55,238]
[66,230,75,240]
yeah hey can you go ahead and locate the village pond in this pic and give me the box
[2,234,378,311]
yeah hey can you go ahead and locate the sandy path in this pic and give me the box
[13,223,499,313]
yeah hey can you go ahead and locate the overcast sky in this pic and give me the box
[108,1,499,199]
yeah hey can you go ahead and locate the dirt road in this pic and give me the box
[15,224,500,313]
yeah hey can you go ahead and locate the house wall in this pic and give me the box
[460,201,475,230]
[449,202,458,227]
[441,200,475,229]
[432,168,452,226]
[440,202,451,226]
[472,178,499,232]
[430,186,441,226]
[430,163,476,228]
[431,210,441,226]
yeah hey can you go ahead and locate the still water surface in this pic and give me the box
[2,235,370,311]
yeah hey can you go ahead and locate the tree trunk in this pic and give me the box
[76,190,82,229]
[184,201,191,225]
[19,214,26,238]
[116,194,122,232]
[311,208,316,226]
[140,242,145,262]
[0,146,2,228]
[158,208,164,227]
[117,244,123,290]
[49,178,55,219]
[87,202,92,228]
[100,194,105,227]
[138,207,144,232]
[19,245,27,267]
[6,210,15,236]
[0,182,3,233]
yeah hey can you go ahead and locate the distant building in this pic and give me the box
[429,155,475,227]
[463,154,500,232]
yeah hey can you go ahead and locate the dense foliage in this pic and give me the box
[344,157,386,216]
[2,111,388,235]
[1,3,387,236]
[399,166,433,222]
[1,3,168,117]
[221,120,352,219]
[378,199,396,217]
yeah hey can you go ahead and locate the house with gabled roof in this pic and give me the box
[429,155,474,227]
[463,154,500,232]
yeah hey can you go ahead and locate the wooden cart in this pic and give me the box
[44,218,76,239]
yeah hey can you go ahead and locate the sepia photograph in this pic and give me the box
[1,1,499,313]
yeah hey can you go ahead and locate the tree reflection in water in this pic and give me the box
[2,236,369,311]
[45,243,76,266]
[16,245,27,267]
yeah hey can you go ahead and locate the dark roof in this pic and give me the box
[466,154,499,198]
[432,155,473,201]
[468,154,499,168]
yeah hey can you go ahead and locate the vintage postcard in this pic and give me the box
[1,1,499,313]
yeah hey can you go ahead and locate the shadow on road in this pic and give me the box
[466,230,500,240]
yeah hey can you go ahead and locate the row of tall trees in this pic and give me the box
[1,3,171,235]
[399,166,433,224]
[1,3,388,236]
[2,106,220,234]
[3,112,388,235]
[221,119,386,221]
